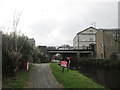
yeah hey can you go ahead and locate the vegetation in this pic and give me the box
[32,47,41,63]
[2,31,34,76]
[2,11,48,89]
[38,53,48,63]
[3,65,34,88]
[52,54,62,60]
[77,57,120,69]
[2,11,41,77]
[50,63,105,88]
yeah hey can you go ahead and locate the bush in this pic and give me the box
[2,31,34,76]
[78,57,120,69]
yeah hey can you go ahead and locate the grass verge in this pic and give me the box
[3,64,34,88]
[50,63,106,88]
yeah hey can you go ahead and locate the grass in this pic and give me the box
[50,63,106,88]
[3,64,34,88]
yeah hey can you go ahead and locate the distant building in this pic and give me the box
[28,38,35,49]
[47,46,57,50]
[96,29,120,59]
[73,27,97,49]
[57,44,73,50]
[47,45,73,50]
[38,46,47,53]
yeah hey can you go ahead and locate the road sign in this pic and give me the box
[60,61,67,67]
[66,57,71,60]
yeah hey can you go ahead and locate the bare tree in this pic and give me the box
[2,11,26,75]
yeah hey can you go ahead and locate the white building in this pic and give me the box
[73,27,97,49]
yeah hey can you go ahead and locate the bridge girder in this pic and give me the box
[47,50,94,63]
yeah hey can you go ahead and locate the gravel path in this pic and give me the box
[25,64,63,88]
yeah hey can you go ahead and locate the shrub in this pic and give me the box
[2,32,33,76]
[78,57,120,69]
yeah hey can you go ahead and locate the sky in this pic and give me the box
[0,0,119,46]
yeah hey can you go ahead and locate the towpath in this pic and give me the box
[25,64,63,88]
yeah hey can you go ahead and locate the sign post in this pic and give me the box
[66,57,71,60]
[59,57,71,73]
[60,61,68,73]
[66,57,71,71]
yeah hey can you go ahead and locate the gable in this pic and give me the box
[77,27,97,35]
[81,28,97,34]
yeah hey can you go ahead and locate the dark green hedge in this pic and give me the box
[78,58,120,69]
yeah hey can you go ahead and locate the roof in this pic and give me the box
[73,27,119,40]
[77,26,97,35]
[28,38,35,42]
[98,27,119,30]
[73,26,97,40]
[97,28,120,33]
[38,46,46,48]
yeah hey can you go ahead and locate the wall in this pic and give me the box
[96,29,119,59]
[73,27,97,49]
[104,30,118,59]
[96,30,104,59]
[73,35,78,49]
[78,34,96,49]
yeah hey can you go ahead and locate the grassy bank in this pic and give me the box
[50,63,105,88]
[3,64,34,88]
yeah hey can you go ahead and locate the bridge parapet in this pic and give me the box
[47,49,94,53]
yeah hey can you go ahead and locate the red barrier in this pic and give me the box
[24,61,29,70]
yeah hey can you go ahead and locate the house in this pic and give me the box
[73,27,97,50]
[96,29,120,59]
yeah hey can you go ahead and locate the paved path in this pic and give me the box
[25,64,63,88]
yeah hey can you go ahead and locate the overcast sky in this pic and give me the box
[0,0,119,46]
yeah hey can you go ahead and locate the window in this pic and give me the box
[81,39,85,41]
[82,46,86,49]
[90,30,93,32]
[101,43,103,47]
[113,34,115,37]
[101,54,104,58]
[90,38,93,41]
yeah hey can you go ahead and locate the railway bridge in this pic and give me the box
[47,49,94,64]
